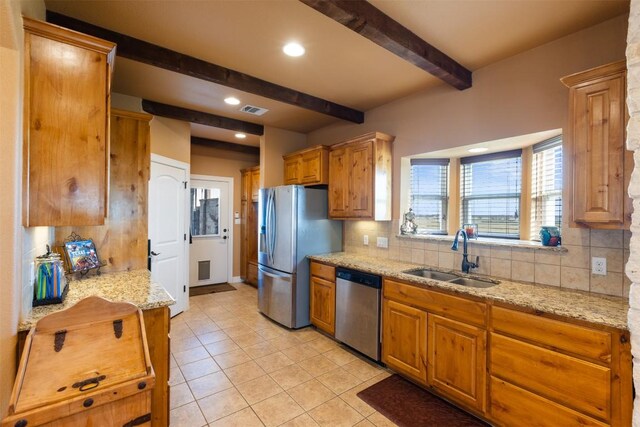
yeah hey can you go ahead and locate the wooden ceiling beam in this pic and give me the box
[46,11,365,124]
[142,100,265,135]
[299,0,472,90]
[191,137,260,156]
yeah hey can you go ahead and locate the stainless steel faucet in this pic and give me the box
[451,229,479,274]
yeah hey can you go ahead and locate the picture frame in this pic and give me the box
[63,239,101,272]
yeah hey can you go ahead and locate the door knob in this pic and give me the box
[223,228,228,232]
[150,251,161,256]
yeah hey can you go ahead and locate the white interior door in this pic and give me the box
[189,176,231,286]
[149,156,189,316]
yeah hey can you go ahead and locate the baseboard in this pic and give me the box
[229,276,242,283]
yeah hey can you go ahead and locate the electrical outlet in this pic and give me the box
[592,257,607,275]
[363,235,369,245]
[377,237,389,248]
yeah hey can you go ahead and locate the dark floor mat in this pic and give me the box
[189,283,237,297]
[357,374,489,427]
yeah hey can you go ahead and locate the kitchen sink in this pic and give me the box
[403,269,459,281]
[448,277,497,288]
[402,268,498,288]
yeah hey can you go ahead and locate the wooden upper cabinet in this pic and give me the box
[561,61,632,229]
[328,132,394,220]
[22,18,116,227]
[283,155,302,185]
[241,169,251,201]
[250,167,260,202]
[282,145,329,186]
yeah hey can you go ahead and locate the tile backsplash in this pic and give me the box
[343,221,630,298]
[21,226,53,319]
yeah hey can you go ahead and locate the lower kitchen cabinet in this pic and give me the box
[309,261,336,335]
[428,314,486,413]
[381,298,427,385]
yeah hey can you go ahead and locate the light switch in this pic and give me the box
[377,237,388,248]
[363,235,369,245]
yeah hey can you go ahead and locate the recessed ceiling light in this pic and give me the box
[224,97,240,105]
[235,133,247,139]
[468,147,488,153]
[283,42,305,57]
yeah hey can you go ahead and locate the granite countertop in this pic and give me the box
[309,252,629,330]
[19,269,174,331]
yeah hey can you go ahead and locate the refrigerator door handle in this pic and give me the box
[265,190,273,265]
[269,191,277,265]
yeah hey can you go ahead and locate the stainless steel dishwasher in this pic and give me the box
[335,267,382,361]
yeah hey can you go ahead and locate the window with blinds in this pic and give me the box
[530,136,563,239]
[409,159,449,234]
[460,150,522,239]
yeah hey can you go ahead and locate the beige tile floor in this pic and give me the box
[169,282,397,427]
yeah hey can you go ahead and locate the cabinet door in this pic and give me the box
[25,26,113,226]
[570,69,628,227]
[301,150,326,185]
[283,156,301,185]
[241,171,250,201]
[251,169,260,202]
[240,200,248,279]
[310,276,335,335]
[382,299,427,384]
[328,148,350,217]
[349,141,373,217]
[428,314,486,413]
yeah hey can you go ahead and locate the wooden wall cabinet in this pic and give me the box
[328,132,394,220]
[561,61,632,229]
[55,109,152,273]
[309,261,336,335]
[241,166,260,285]
[22,18,116,227]
[282,145,330,186]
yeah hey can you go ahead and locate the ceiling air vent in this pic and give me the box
[240,105,269,116]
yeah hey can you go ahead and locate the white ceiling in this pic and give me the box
[45,0,629,147]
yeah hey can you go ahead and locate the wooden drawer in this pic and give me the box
[490,376,608,427]
[383,279,486,326]
[492,305,612,363]
[491,333,611,421]
[310,261,335,282]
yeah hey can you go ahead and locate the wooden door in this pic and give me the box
[328,148,350,218]
[250,168,260,202]
[300,150,324,184]
[572,72,626,225]
[310,276,336,335]
[428,314,486,413]
[349,141,373,217]
[382,299,427,384]
[283,155,301,184]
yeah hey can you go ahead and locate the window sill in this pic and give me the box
[396,233,567,252]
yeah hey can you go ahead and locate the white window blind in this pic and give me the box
[530,136,563,239]
[409,159,449,234]
[460,150,522,239]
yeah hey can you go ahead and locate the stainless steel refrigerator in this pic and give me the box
[258,185,342,328]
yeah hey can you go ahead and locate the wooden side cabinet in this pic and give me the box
[561,60,632,229]
[309,261,336,335]
[328,132,394,220]
[428,314,486,413]
[240,166,260,284]
[381,298,427,385]
[22,18,116,226]
[282,145,329,186]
